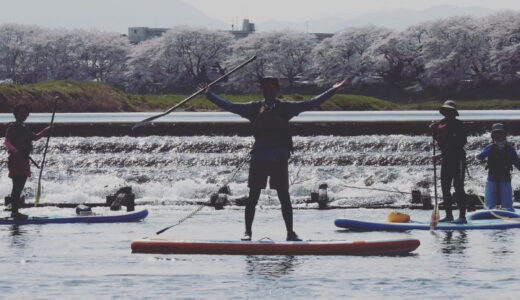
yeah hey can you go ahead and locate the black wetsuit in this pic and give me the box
[434,118,467,219]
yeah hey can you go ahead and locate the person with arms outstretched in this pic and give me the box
[200,77,346,241]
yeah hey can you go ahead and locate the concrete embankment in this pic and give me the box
[1,119,519,137]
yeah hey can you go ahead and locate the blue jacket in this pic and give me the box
[477,143,520,182]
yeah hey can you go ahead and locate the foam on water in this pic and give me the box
[0,134,517,208]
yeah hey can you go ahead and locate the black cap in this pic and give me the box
[259,77,280,88]
[13,104,30,117]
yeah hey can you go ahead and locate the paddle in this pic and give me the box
[132,55,257,130]
[430,133,440,230]
[34,96,59,206]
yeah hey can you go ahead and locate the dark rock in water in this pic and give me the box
[209,193,229,210]
[132,175,150,183]
[411,189,422,204]
[310,191,319,203]
[217,185,231,195]
[106,186,135,211]
[415,180,430,189]
[75,204,92,215]
[422,194,433,210]
[318,183,329,210]
[116,186,132,195]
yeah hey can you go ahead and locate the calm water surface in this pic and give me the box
[1,207,520,299]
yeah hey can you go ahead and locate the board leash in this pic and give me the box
[155,153,250,235]
[338,184,411,195]
[470,185,520,221]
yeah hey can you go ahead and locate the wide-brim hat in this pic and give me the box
[439,100,459,116]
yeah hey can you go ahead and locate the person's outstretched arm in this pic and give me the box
[199,83,252,119]
[34,127,50,141]
[476,145,492,161]
[286,79,346,118]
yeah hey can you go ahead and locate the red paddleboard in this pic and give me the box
[131,238,420,256]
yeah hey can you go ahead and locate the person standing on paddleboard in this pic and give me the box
[430,100,468,224]
[200,77,346,241]
[4,105,50,220]
[476,123,520,211]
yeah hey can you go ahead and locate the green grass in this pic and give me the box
[3,80,520,112]
[126,93,396,111]
[319,94,397,110]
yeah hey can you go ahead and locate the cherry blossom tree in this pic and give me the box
[417,16,491,88]
[484,12,520,83]
[161,26,234,86]
[224,31,317,92]
[0,23,42,83]
[74,30,130,85]
[310,26,392,87]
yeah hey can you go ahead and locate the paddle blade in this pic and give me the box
[132,115,159,130]
[429,204,439,230]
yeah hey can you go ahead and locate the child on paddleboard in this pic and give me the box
[476,123,520,211]
[4,105,50,220]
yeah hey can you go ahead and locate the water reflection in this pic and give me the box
[245,255,297,278]
[486,230,515,258]
[435,231,468,255]
[8,225,28,248]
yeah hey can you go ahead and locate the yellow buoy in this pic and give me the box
[387,211,410,223]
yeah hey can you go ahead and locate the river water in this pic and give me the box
[1,113,520,299]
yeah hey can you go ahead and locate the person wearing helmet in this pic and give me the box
[476,123,520,211]
[4,104,50,220]
[430,100,468,224]
[200,77,346,241]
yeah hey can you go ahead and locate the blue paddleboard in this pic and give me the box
[335,210,520,231]
[0,209,148,225]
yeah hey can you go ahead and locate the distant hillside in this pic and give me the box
[258,5,499,32]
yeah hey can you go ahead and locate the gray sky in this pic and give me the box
[0,0,518,33]
[186,0,520,22]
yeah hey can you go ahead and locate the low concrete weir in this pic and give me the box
[1,111,519,136]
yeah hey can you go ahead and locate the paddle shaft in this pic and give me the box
[132,55,257,130]
[496,175,501,207]
[28,156,40,169]
[432,135,438,207]
[430,133,440,230]
[34,97,58,206]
